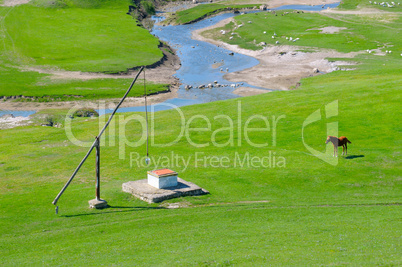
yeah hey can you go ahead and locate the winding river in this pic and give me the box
[0,2,340,117]
[99,2,340,114]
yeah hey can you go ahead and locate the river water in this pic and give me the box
[0,2,340,117]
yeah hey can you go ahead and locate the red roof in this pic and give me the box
[151,169,177,177]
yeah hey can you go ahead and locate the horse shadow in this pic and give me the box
[344,155,364,159]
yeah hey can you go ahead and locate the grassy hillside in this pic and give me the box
[3,0,163,72]
[0,0,167,100]
[0,52,401,265]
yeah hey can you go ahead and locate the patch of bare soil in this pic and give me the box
[223,46,360,90]
[0,115,32,129]
[0,0,31,6]
[313,26,348,33]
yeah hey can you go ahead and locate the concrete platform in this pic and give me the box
[122,178,209,203]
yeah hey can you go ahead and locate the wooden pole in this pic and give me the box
[52,66,144,207]
[95,137,100,201]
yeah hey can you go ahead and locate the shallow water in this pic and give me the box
[1,2,340,117]
[0,110,36,118]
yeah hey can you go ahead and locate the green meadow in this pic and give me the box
[1,0,401,265]
[0,0,167,100]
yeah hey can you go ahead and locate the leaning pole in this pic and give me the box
[52,66,145,213]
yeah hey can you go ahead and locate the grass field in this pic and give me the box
[0,63,400,264]
[0,0,167,100]
[0,0,401,265]
[2,0,162,72]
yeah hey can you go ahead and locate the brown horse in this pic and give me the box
[325,136,351,157]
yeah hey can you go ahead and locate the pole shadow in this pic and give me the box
[60,205,165,218]
[344,155,365,159]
